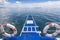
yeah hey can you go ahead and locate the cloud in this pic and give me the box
[0,0,60,13]
[0,0,60,24]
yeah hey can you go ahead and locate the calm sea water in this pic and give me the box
[0,12,60,38]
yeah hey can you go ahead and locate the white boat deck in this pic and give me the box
[0,39,2,40]
[56,38,60,40]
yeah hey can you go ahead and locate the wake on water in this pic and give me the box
[0,12,60,38]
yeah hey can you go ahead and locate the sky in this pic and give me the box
[0,0,60,14]
[8,0,60,3]
[0,0,60,15]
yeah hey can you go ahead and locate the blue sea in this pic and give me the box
[0,11,60,38]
